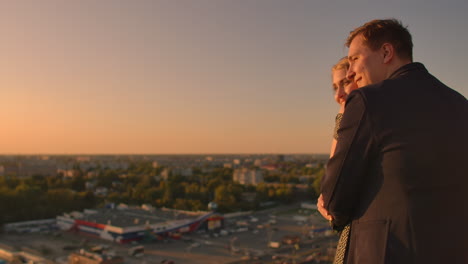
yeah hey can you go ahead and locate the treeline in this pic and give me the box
[0,161,325,225]
[96,166,307,212]
[0,175,96,225]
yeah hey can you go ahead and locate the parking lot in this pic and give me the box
[0,205,338,264]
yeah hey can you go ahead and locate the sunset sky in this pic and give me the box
[1,0,466,154]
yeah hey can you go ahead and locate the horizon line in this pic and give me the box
[0,152,328,156]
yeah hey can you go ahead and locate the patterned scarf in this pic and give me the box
[333,224,350,264]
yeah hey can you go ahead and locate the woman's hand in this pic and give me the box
[339,101,346,114]
[317,194,333,221]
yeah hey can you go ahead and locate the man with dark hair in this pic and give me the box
[346,18,413,61]
[318,19,468,263]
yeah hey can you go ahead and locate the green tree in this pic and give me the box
[70,174,86,191]
[255,182,269,202]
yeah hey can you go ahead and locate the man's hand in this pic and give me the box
[317,194,333,221]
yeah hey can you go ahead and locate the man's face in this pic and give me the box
[347,34,386,88]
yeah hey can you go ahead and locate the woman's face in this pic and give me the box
[332,68,358,105]
[332,69,348,105]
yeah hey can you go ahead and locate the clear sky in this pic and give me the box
[1,0,466,155]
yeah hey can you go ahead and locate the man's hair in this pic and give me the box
[332,56,349,73]
[346,19,413,61]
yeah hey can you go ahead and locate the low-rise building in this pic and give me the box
[69,249,123,264]
[57,206,224,244]
[0,244,54,264]
[233,168,263,186]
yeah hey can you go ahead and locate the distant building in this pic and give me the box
[172,167,193,177]
[159,168,172,181]
[87,171,98,178]
[58,169,81,178]
[3,219,57,234]
[159,167,193,179]
[0,243,54,264]
[19,160,57,177]
[201,167,215,173]
[276,155,285,162]
[159,168,170,180]
[94,187,108,197]
[57,206,224,244]
[254,159,263,167]
[305,162,320,168]
[69,249,123,264]
[99,161,129,171]
[76,156,92,162]
[0,164,18,177]
[85,181,96,191]
[0,161,57,178]
[233,168,263,185]
[260,164,279,172]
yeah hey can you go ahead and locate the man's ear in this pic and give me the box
[381,43,394,64]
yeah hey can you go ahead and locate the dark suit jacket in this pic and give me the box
[321,63,468,264]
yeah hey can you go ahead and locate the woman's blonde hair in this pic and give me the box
[332,56,349,73]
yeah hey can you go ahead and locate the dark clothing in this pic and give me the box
[321,63,468,264]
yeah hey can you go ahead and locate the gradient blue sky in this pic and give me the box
[0,0,466,154]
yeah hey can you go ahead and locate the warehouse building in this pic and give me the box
[57,205,223,244]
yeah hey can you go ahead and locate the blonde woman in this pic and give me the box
[319,56,357,263]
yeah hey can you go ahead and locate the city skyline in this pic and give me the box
[1,0,467,154]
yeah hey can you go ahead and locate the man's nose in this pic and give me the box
[346,67,355,80]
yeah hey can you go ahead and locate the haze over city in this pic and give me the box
[1,0,466,154]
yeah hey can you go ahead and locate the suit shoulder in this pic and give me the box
[357,79,405,100]
[360,79,395,93]
[350,81,386,101]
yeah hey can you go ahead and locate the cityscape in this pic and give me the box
[2,1,466,264]
[0,154,337,264]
